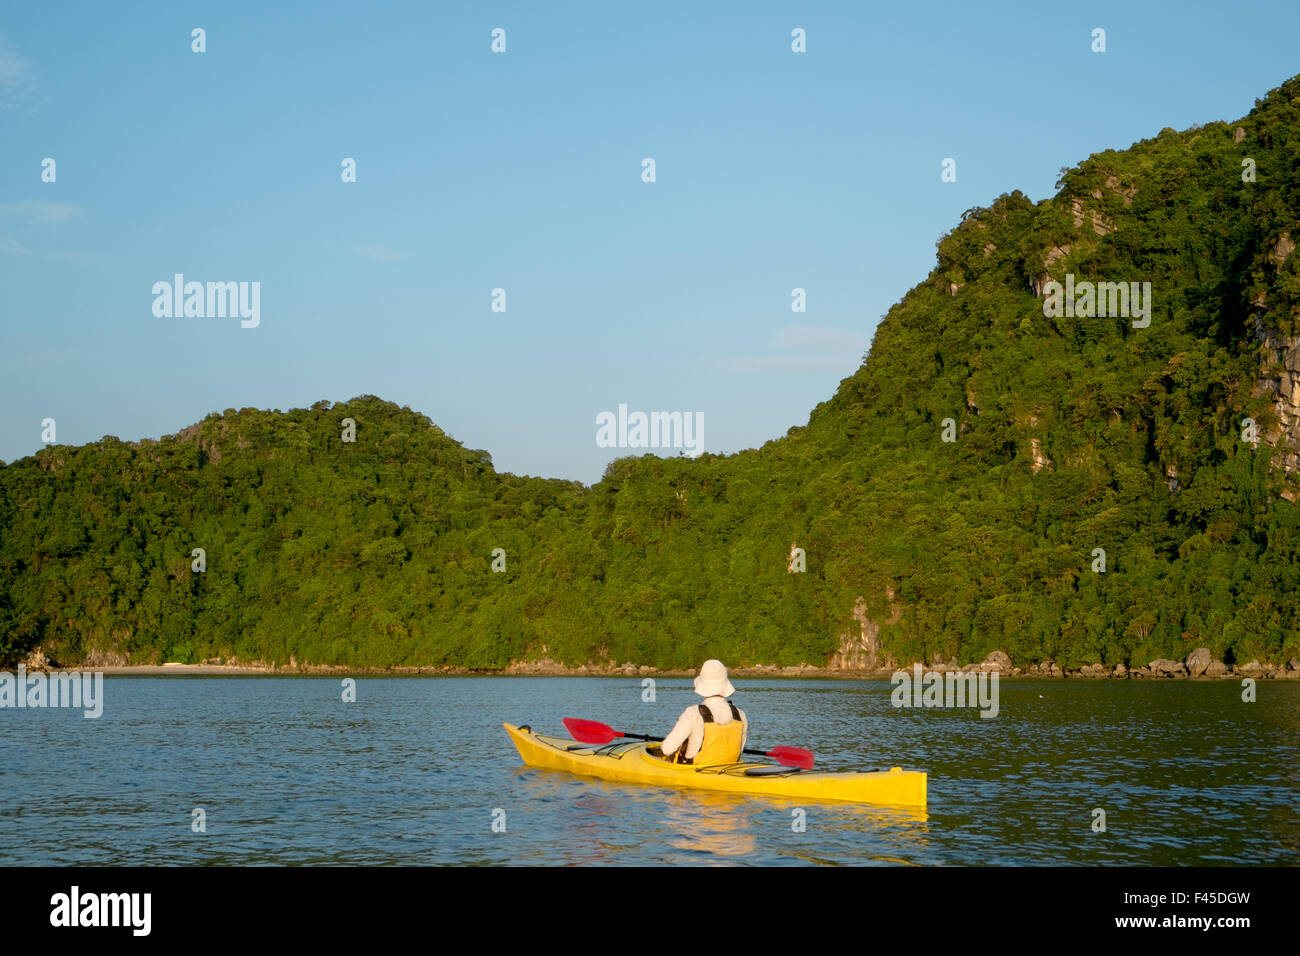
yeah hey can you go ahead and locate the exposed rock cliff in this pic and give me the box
[828,592,901,670]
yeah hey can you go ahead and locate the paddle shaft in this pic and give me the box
[603,728,772,760]
[622,731,880,772]
[562,717,815,769]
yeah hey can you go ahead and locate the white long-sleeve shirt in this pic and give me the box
[661,696,748,761]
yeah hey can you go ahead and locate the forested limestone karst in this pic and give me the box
[4,77,1300,673]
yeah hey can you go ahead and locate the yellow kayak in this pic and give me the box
[503,723,927,807]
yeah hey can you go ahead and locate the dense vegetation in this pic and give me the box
[4,77,1300,671]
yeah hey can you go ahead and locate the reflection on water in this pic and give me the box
[513,758,934,865]
[663,791,760,860]
[0,676,1295,865]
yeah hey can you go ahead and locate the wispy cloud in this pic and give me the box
[352,244,402,261]
[770,327,870,352]
[0,201,85,226]
[722,355,856,373]
[722,326,870,374]
[0,237,31,255]
[0,35,35,109]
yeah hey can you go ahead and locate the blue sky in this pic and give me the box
[2,1,1297,483]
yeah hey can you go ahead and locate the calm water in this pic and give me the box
[1,677,1296,865]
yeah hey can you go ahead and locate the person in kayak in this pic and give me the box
[659,659,748,765]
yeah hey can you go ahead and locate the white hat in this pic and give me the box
[694,659,735,698]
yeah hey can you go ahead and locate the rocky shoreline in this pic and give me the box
[504,647,1300,679]
[16,646,1300,680]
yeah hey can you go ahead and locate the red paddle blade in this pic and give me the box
[563,717,620,744]
[767,746,815,770]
